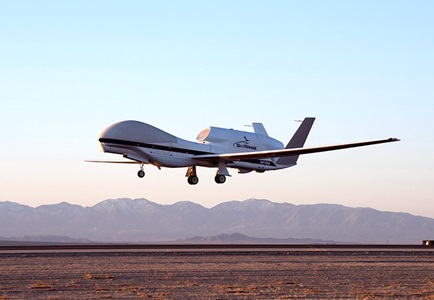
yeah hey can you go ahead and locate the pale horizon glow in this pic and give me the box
[1,1,433,218]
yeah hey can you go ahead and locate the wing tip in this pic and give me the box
[84,160,141,164]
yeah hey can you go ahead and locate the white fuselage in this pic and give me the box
[98,120,288,173]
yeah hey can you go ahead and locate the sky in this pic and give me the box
[1,1,433,217]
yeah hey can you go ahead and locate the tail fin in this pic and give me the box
[276,117,315,166]
[252,122,269,136]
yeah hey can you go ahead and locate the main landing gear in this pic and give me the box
[187,175,199,185]
[186,166,199,185]
[214,174,226,184]
[185,166,227,185]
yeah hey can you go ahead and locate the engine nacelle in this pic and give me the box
[196,126,283,152]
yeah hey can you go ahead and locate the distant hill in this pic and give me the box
[0,235,93,246]
[0,198,433,244]
[174,233,337,244]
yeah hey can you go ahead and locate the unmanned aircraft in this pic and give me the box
[88,118,399,185]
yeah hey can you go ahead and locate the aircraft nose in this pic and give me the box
[98,120,140,142]
[98,122,122,141]
[98,122,133,152]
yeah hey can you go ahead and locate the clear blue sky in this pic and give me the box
[1,1,433,217]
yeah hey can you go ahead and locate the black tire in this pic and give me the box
[137,170,145,178]
[214,174,226,184]
[188,176,199,185]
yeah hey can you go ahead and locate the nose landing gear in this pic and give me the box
[137,163,145,178]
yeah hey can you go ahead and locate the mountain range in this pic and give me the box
[1,198,433,244]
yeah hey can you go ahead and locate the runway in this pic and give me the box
[1,245,434,299]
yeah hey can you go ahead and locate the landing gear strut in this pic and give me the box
[186,166,199,185]
[215,161,228,184]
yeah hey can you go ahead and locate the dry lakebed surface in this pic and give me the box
[1,245,434,299]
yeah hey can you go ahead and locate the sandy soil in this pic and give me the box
[1,250,434,299]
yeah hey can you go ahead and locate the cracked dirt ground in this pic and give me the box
[1,250,434,299]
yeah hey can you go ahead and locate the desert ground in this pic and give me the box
[1,247,434,299]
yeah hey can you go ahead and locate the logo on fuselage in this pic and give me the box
[233,140,257,150]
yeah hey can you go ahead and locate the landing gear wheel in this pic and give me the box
[137,170,145,178]
[214,174,226,184]
[188,175,199,185]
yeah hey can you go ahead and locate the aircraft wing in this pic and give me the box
[85,160,141,164]
[191,138,400,162]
